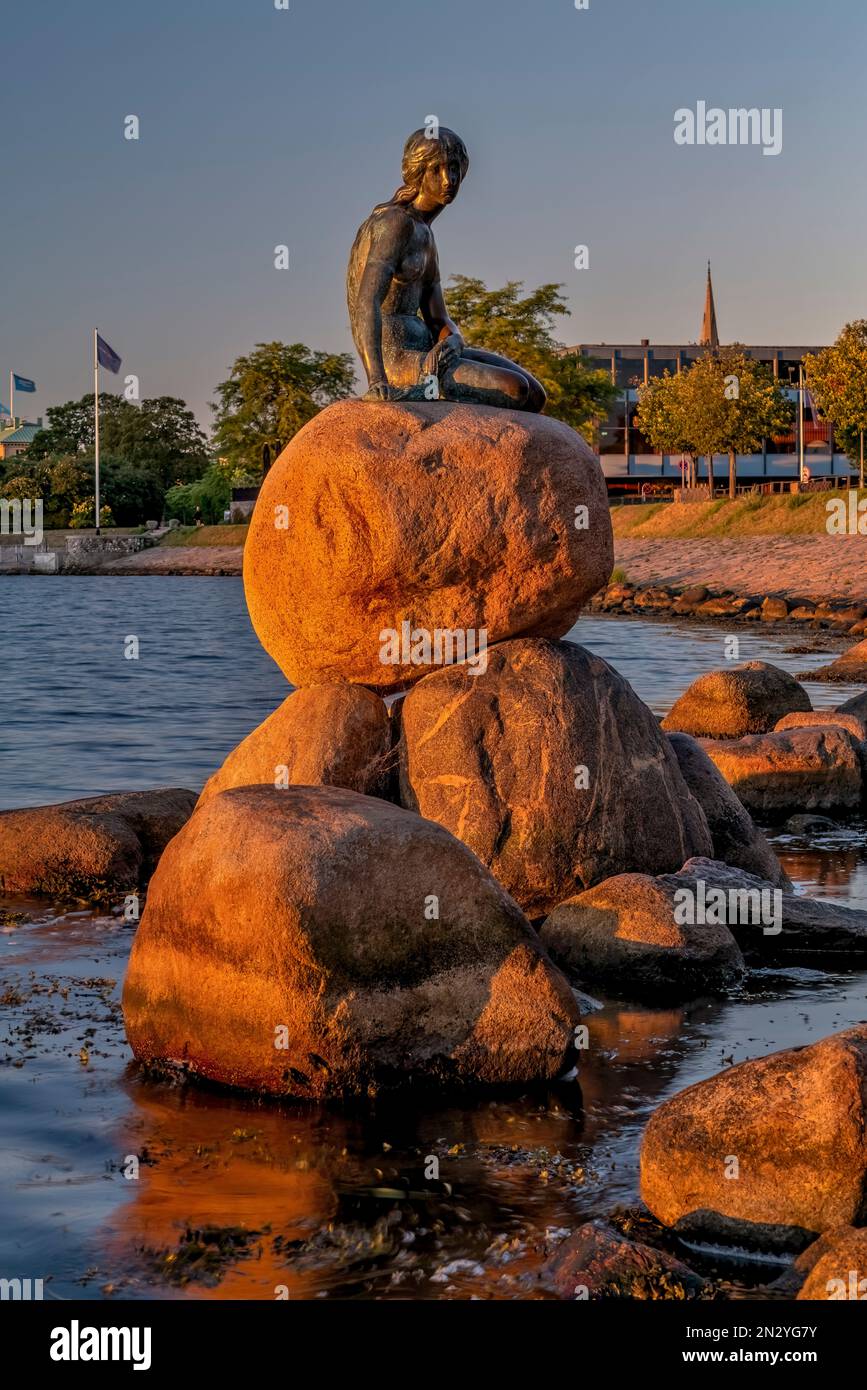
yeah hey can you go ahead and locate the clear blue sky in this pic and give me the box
[4,0,865,429]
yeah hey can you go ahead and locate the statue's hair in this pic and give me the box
[386,127,469,205]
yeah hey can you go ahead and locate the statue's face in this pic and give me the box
[418,149,463,208]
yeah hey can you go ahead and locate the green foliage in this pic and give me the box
[805,322,867,476]
[445,275,618,433]
[636,348,793,497]
[165,459,249,525]
[610,566,629,584]
[211,341,356,477]
[27,394,209,488]
[1,451,164,527]
[69,500,114,528]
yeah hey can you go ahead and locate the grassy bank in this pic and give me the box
[159,524,249,548]
[611,490,867,540]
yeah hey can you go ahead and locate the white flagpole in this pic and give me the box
[798,363,805,484]
[94,329,101,536]
[10,370,14,424]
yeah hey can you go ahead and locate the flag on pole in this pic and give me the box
[13,374,36,392]
[96,335,122,374]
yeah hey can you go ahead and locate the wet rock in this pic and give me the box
[123,785,580,1097]
[667,732,790,888]
[837,689,867,721]
[784,813,838,834]
[674,856,867,958]
[397,637,712,918]
[796,1227,867,1300]
[0,788,196,899]
[196,684,391,807]
[243,400,612,693]
[543,1219,707,1300]
[789,605,817,622]
[539,871,745,1000]
[802,637,867,683]
[699,726,862,815]
[640,1026,867,1247]
[661,662,811,738]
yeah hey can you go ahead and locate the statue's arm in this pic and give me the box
[355,211,412,393]
[421,276,461,344]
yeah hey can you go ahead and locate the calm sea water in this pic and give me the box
[0,575,861,810]
[2,576,867,1301]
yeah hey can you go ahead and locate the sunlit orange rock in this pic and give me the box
[196,684,391,808]
[398,638,712,917]
[667,732,790,887]
[641,1026,867,1247]
[540,871,745,1000]
[543,1220,707,1299]
[795,1227,867,1300]
[0,788,195,899]
[661,661,811,738]
[123,785,579,1097]
[803,637,867,684]
[243,400,612,693]
[700,726,863,814]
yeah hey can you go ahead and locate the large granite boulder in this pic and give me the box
[197,684,391,807]
[661,662,811,738]
[397,638,712,917]
[667,732,790,888]
[699,727,863,815]
[640,1026,867,1248]
[540,871,745,1000]
[243,400,612,693]
[122,785,580,1097]
[0,788,196,899]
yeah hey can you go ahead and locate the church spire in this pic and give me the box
[699,260,719,349]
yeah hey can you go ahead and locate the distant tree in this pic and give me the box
[804,322,867,486]
[444,275,617,433]
[211,342,356,477]
[28,394,209,487]
[636,348,791,498]
[634,370,697,487]
[165,458,254,526]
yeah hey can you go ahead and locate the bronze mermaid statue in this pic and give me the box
[347,127,546,411]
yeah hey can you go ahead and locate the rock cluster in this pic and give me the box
[592,579,867,634]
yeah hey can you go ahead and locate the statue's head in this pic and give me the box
[391,127,469,210]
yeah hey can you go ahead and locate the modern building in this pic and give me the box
[567,266,853,494]
[0,418,42,462]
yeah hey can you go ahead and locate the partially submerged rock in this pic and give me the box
[543,1220,707,1300]
[699,727,863,815]
[667,732,790,888]
[123,785,580,1097]
[802,637,867,684]
[243,400,612,692]
[640,1026,867,1248]
[398,638,712,917]
[661,662,811,738]
[540,871,745,1000]
[0,788,196,899]
[674,856,867,958]
[197,684,391,807]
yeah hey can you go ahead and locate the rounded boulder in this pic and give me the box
[122,785,580,1097]
[243,400,612,693]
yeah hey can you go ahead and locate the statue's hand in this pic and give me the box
[364,380,396,402]
[424,334,463,378]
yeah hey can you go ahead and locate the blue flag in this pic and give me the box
[13,374,36,392]
[96,334,122,374]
